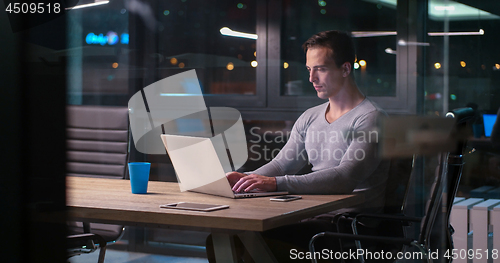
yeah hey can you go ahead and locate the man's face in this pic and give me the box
[305,47,346,100]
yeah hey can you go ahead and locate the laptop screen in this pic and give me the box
[483,114,497,137]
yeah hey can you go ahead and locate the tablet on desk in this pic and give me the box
[160,202,229,212]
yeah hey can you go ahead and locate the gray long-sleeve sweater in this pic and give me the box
[251,98,390,214]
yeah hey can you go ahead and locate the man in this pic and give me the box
[229,30,388,215]
[207,30,389,262]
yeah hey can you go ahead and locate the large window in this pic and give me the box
[156,0,259,96]
[67,1,129,105]
[127,0,266,109]
[68,0,419,115]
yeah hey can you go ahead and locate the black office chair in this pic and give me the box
[309,108,474,263]
[66,105,130,263]
[332,156,415,258]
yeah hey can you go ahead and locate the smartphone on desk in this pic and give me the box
[270,195,302,202]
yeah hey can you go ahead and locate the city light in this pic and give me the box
[353,62,360,69]
[86,32,124,45]
[434,63,441,69]
[178,62,185,68]
[170,58,178,65]
[284,62,289,69]
[359,60,366,67]
[226,62,234,71]
[496,64,500,70]
[112,62,118,68]
[251,61,258,67]
[120,33,129,44]
[460,61,466,67]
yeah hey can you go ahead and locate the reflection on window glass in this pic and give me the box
[67,2,129,106]
[281,0,397,97]
[157,0,257,95]
[425,0,500,116]
[423,1,500,198]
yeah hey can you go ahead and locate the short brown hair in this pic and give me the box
[302,30,356,70]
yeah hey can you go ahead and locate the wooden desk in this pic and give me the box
[67,176,363,262]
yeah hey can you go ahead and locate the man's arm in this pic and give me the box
[230,128,382,194]
[226,125,306,192]
[275,111,385,194]
[226,114,310,192]
[231,110,386,194]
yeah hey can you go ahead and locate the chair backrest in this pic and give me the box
[66,105,129,178]
[418,152,448,248]
[416,108,473,252]
[383,156,415,214]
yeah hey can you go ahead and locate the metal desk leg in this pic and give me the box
[212,232,238,263]
[238,231,278,263]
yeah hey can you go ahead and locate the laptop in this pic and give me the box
[160,134,288,198]
[483,113,497,138]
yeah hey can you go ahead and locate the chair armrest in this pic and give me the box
[312,232,415,245]
[354,213,421,223]
[350,214,421,238]
[308,231,416,257]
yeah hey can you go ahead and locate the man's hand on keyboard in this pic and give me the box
[230,173,277,193]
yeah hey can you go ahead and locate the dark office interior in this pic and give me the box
[2,0,500,262]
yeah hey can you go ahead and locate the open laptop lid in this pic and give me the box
[161,134,235,198]
[161,134,288,198]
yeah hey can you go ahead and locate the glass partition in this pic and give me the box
[60,0,500,258]
[67,1,129,106]
[424,0,500,117]
[423,0,500,196]
[67,0,262,107]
